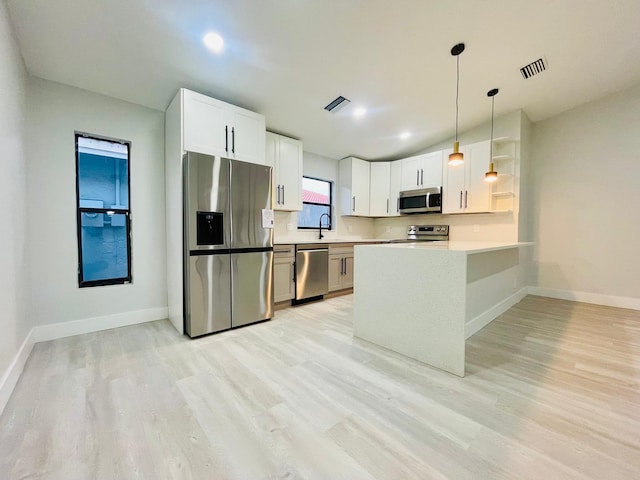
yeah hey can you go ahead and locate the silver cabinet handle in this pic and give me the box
[231,127,235,154]
[397,198,399,213]
[416,170,419,186]
[352,196,356,212]
[465,190,468,208]
[459,190,463,208]
[276,185,281,204]
[282,185,285,204]
[386,198,389,213]
[421,169,424,186]
[342,257,346,275]
[225,125,229,152]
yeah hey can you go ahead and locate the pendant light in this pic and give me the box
[448,43,465,166]
[485,88,499,182]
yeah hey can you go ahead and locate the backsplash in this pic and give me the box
[274,211,375,242]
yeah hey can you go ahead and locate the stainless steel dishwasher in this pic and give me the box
[295,245,329,302]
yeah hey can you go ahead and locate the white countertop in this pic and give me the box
[274,238,385,245]
[358,241,533,254]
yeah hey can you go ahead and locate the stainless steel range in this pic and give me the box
[391,225,449,243]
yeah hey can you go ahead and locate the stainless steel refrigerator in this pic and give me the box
[183,152,274,337]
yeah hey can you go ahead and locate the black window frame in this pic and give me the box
[298,176,332,230]
[75,132,132,288]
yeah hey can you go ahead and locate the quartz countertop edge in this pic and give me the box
[274,238,386,245]
[357,241,533,254]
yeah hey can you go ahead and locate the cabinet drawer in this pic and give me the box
[329,245,354,256]
[273,245,295,257]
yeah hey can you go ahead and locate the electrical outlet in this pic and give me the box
[473,224,480,233]
[385,226,391,233]
[286,223,294,231]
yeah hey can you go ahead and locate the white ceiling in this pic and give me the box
[8,0,640,160]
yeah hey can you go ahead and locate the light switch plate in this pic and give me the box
[348,225,353,233]
[385,226,391,233]
[286,223,294,231]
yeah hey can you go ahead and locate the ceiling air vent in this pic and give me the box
[520,58,547,79]
[324,96,351,113]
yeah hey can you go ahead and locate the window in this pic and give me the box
[75,134,132,287]
[298,176,332,229]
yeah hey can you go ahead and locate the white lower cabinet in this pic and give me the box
[328,245,354,292]
[443,140,491,214]
[273,245,295,302]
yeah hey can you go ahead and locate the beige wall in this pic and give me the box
[0,0,29,391]
[531,83,640,305]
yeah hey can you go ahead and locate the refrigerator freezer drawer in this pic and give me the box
[231,251,273,328]
[186,253,231,337]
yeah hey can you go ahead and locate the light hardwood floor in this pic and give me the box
[1,295,639,479]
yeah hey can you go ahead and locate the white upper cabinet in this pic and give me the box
[339,157,370,216]
[399,151,443,191]
[389,160,402,217]
[182,89,265,164]
[442,140,491,214]
[265,132,302,211]
[369,161,391,217]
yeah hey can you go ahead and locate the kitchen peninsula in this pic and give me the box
[353,241,532,376]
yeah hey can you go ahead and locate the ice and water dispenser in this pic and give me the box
[196,212,224,246]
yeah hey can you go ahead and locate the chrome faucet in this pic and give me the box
[318,213,331,240]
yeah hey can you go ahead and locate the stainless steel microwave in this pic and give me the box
[398,187,442,214]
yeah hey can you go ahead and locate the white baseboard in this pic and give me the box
[0,306,168,416]
[31,307,168,343]
[465,287,529,339]
[0,329,35,415]
[527,287,640,311]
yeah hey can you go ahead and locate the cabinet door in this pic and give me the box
[421,151,443,188]
[352,159,371,216]
[443,146,466,213]
[465,141,491,213]
[328,254,344,292]
[183,90,228,157]
[227,107,266,165]
[369,161,391,217]
[389,160,402,216]
[273,256,294,302]
[277,136,303,211]
[400,155,422,190]
[342,255,354,289]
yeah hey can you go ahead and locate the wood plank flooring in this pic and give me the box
[1,294,639,479]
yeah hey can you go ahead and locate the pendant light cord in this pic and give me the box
[455,54,460,142]
[490,95,495,159]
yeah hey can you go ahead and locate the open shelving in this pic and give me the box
[489,138,516,212]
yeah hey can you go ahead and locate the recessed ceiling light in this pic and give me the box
[203,32,224,53]
[353,107,367,118]
[400,131,411,140]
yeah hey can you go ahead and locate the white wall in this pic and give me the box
[0,0,29,385]
[531,83,640,306]
[26,77,168,327]
[274,151,375,241]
